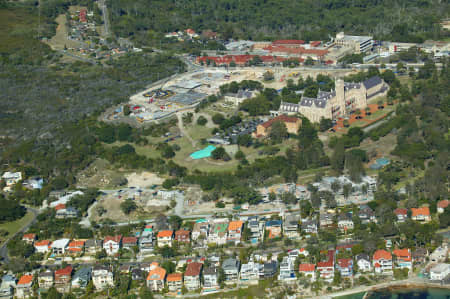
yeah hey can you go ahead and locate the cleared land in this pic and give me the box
[0,211,34,244]
[45,14,81,50]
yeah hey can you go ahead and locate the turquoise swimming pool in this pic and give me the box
[190,145,216,159]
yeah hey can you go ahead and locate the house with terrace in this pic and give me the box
[208,221,228,245]
[393,248,412,270]
[373,250,393,275]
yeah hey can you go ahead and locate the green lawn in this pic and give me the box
[0,211,34,243]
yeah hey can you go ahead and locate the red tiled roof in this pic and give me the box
[273,40,305,45]
[55,266,72,276]
[373,250,392,261]
[260,115,300,129]
[438,200,449,209]
[263,45,328,56]
[167,273,182,282]
[310,41,321,47]
[337,258,352,268]
[35,240,51,247]
[54,204,66,211]
[122,237,138,244]
[17,275,33,285]
[68,240,85,248]
[175,230,190,237]
[22,233,36,240]
[147,267,166,281]
[394,208,407,215]
[393,248,411,260]
[184,262,202,277]
[228,221,243,232]
[299,263,315,272]
[157,230,173,238]
[317,260,333,268]
[411,207,430,217]
[104,235,122,243]
[68,247,82,252]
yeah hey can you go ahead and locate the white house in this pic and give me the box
[373,250,393,275]
[34,240,51,253]
[92,265,114,290]
[298,264,316,281]
[278,256,296,282]
[430,263,450,281]
[240,261,261,284]
[51,239,70,255]
[1,172,22,186]
[356,254,372,272]
[103,235,122,255]
[203,266,219,290]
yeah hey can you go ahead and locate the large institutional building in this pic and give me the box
[273,76,388,123]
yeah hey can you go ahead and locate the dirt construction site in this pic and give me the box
[109,67,356,124]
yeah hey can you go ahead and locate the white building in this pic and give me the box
[430,264,450,281]
[278,256,296,281]
[1,172,22,186]
[335,32,373,53]
[239,262,261,284]
[51,239,70,255]
[356,254,372,272]
[92,265,114,290]
[103,235,122,256]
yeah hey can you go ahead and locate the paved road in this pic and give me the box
[56,50,97,64]
[0,207,40,263]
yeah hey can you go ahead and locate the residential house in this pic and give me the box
[131,268,143,281]
[373,250,393,275]
[184,262,203,291]
[437,200,449,214]
[166,273,183,294]
[336,258,353,277]
[54,266,72,292]
[356,254,372,272]
[56,207,79,219]
[320,213,334,228]
[208,221,228,245]
[192,221,209,243]
[71,267,91,289]
[411,207,431,222]
[227,220,244,244]
[240,261,261,284]
[67,240,85,256]
[222,258,240,283]
[278,256,296,282]
[430,245,448,263]
[283,214,300,239]
[254,115,302,138]
[265,220,282,239]
[247,216,264,244]
[174,230,190,243]
[139,231,154,254]
[393,248,412,270]
[301,219,318,234]
[203,266,219,290]
[317,250,335,282]
[23,178,43,190]
[16,275,33,298]
[394,208,408,222]
[146,266,166,292]
[358,205,377,224]
[430,263,450,281]
[84,239,102,254]
[122,237,138,250]
[103,235,122,255]
[51,239,70,255]
[22,234,36,244]
[119,265,131,274]
[38,270,53,289]
[1,172,22,186]
[157,230,173,247]
[34,240,51,253]
[261,261,278,278]
[412,248,428,265]
[224,90,254,107]
[337,213,354,232]
[92,265,114,290]
[299,264,316,281]
[0,274,16,299]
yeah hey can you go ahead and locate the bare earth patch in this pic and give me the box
[126,172,165,188]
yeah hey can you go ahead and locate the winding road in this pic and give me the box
[0,207,40,263]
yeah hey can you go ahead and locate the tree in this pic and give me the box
[169,215,183,230]
[212,113,225,125]
[197,116,207,126]
[161,261,176,274]
[365,106,371,115]
[343,184,352,199]
[45,287,62,299]
[182,112,193,125]
[263,71,274,81]
[304,57,314,65]
[234,150,245,160]
[331,141,345,173]
[211,147,226,160]
[139,286,154,299]
[331,181,341,194]
[319,118,333,132]
[269,121,288,144]
[123,105,131,116]
[343,119,349,127]
[355,109,362,119]
[237,134,252,147]
[120,199,137,214]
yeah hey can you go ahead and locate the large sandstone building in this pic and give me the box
[273,76,388,123]
[253,115,302,137]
